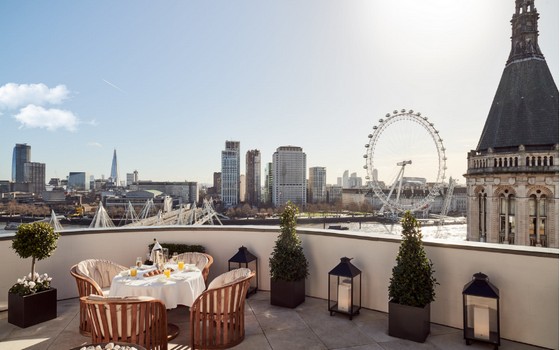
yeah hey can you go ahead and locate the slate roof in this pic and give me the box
[476,58,559,152]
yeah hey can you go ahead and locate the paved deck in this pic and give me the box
[0,291,546,349]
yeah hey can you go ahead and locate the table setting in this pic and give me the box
[109,260,205,309]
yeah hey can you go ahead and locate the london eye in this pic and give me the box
[363,109,447,214]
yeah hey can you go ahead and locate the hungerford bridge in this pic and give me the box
[87,198,225,229]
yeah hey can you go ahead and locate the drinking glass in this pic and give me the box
[163,269,171,278]
[135,257,143,268]
[130,267,138,278]
[178,260,185,271]
[172,252,178,263]
[162,248,169,262]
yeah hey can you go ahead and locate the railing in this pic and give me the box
[0,226,558,349]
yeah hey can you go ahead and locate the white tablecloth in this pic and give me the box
[109,265,206,309]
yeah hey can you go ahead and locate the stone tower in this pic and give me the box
[465,0,559,247]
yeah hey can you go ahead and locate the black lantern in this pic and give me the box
[328,257,361,319]
[463,272,500,349]
[228,246,258,296]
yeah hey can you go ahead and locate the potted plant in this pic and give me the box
[388,211,438,343]
[9,221,60,327]
[269,201,309,308]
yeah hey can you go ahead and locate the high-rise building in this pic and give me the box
[110,149,119,186]
[263,162,273,205]
[245,150,261,206]
[308,167,327,204]
[239,174,246,203]
[342,170,349,188]
[465,0,559,248]
[221,141,240,207]
[12,143,31,183]
[24,162,45,195]
[272,146,307,207]
[348,172,363,188]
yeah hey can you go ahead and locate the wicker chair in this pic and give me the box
[190,268,255,349]
[176,252,214,284]
[81,295,168,350]
[70,259,127,335]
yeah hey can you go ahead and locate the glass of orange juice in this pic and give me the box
[130,267,138,278]
[164,269,171,278]
[178,260,185,271]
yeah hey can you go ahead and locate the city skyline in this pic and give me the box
[0,1,558,185]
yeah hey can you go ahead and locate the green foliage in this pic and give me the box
[269,202,309,281]
[148,243,206,254]
[11,222,60,285]
[388,211,438,308]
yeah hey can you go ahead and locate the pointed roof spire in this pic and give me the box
[507,0,544,65]
[475,0,558,152]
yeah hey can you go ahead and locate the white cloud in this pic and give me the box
[14,105,79,131]
[0,83,70,110]
[88,142,102,148]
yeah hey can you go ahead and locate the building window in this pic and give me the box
[478,192,487,241]
[529,194,547,247]
[499,192,515,244]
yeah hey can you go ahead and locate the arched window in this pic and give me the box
[550,156,553,166]
[499,191,515,244]
[537,156,542,166]
[526,157,530,166]
[478,191,487,242]
[515,157,518,167]
[544,157,548,166]
[529,193,547,247]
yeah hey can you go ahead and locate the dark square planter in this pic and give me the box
[388,301,430,343]
[8,288,57,328]
[270,279,305,308]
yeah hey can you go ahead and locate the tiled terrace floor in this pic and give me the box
[0,291,547,350]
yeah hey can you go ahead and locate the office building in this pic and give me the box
[221,141,240,207]
[272,146,306,207]
[263,162,273,205]
[109,149,119,186]
[245,150,261,206]
[12,143,31,183]
[68,172,88,191]
[308,167,327,204]
[24,162,45,195]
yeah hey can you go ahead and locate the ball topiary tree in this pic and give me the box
[388,211,437,307]
[269,201,309,282]
[11,222,60,283]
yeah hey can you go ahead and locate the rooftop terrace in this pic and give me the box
[0,291,550,349]
[0,225,557,349]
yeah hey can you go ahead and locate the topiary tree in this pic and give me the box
[388,211,437,307]
[11,222,60,282]
[269,201,309,281]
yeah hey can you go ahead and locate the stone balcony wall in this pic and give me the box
[0,225,557,349]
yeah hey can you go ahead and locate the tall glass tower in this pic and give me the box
[221,141,240,208]
[12,143,31,183]
[110,149,119,186]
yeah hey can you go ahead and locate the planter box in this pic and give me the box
[270,279,305,308]
[388,301,430,343]
[8,288,57,328]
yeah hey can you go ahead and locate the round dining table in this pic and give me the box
[109,264,206,309]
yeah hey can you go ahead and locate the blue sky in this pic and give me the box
[0,0,558,185]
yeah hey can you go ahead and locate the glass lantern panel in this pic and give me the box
[465,295,499,341]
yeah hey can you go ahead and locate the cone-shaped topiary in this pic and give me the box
[388,211,437,307]
[269,201,309,282]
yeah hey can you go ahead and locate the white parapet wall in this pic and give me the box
[0,225,557,349]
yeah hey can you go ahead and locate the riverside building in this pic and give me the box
[221,141,240,208]
[272,146,307,207]
[465,0,559,248]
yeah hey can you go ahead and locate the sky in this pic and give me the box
[0,0,558,186]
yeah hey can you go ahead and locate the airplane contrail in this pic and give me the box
[102,79,126,93]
